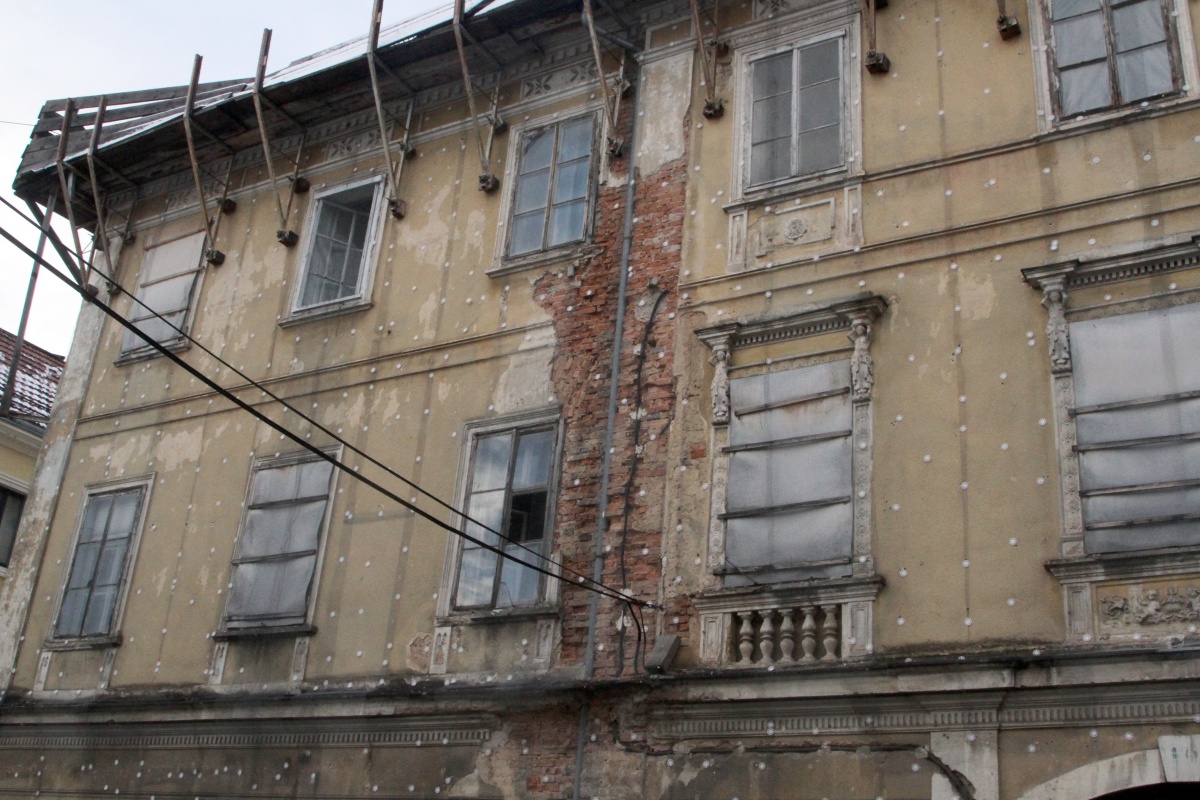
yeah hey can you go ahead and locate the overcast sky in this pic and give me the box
[0,1,452,357]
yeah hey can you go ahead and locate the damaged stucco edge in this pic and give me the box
[0,241,123,696]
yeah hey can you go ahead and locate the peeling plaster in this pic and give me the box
[636,51,693,176]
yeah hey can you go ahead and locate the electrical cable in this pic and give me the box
[0,221,657,610]
[0,194,646,605]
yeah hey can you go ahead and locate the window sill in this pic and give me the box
[1046,92,1191,136]
[43,633,122,651]
[1046,545,1200,585]
[725,168,856,215]
[692,574,883,616]
[487,242,599,279]
[279,299,372,329]
[212,623,317,642]
[114,338,191,367]
[438,604,559,627]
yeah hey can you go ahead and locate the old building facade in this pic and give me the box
[2,0,1200,797]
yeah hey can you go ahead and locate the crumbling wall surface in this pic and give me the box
[547,59,691,677]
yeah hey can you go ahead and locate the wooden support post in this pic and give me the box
[253,29,301,245]
[454,0,500,192]
[53,100,88,285]
[367,0,411,219]
[183,55,225,265]
[688,0,725,119]
[85,96,111,257]
[862,0,891,75]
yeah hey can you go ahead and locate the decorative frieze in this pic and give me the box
[1101,585,1200,628]
[325,129,383,161]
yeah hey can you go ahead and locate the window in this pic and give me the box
[1070,304,1200,553]
[294,178,384,312]
[0,486,26,568]
[1049,0,1181,116]
[120,230,205,356]
[55,486,145,639]
[453,425,557,609]
[748,36,843,188]
[724,360,854,584]
[224,453,336,630]
[507,117,595,258]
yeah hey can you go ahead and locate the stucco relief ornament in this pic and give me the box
[1101,588,1200,626]
[1041,282,1071,374]
[849,318,874,401]
[710,342,731,424]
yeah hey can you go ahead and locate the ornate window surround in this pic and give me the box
[693,293,886,666]
[1023,235,1200,643]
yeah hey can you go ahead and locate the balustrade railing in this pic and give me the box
[731,605,840,665]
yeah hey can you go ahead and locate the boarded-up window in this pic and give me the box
[1050,0,1179,116]
[725,361,854,585]
[55,486,145,638]
[454,426,556,609]
[748,37,843,187]
[297,181,382,310]
[508,117,594,257]
[225,456,335,629]
[120,231,205,355]
[1070,304,1200,553]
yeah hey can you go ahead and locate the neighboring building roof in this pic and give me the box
[0,329,65,429]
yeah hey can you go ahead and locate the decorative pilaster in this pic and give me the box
[709,340,731,425]
[1041,278,1071,374]
[848,316,875,401]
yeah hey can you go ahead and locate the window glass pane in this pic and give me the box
[472,434,513,491]
[798,39,839,86]
[751,94,793,145]
[521,128,555,173]
[93,539,130,587]
[557,118,593,162]
[725,503,853,569]
[1060,62,1114,115]
[510,210,547,256]
[1113,1,1167,51]
[107,491,142,540]
[78,495,111,543]
[82,584,118,636]
[67,541,101,589]
[139,273,195,315]
[512,430,554,490]
[497,542,541,607]
[241,499,327,558]
[1054,13,1108,67]
[299,184,375,308]
[798,125,842,175]
[56,588,88,637]
[514,168,552,215]
[752,52,793,100]
[750,140,792,186]
[798,79,840,132]
[1052,0,1102,20]
[1076,398,1200,444]
[1117,44,1174,101]
[455,546,499,607]
[549,200,588,248]
[251,462,301,504]
[727,436,852,512]
[553,159,591,204]
[466,489,507,547]
[0,491,22,566]
[1072,305,1200,406]
[140,231,206,283]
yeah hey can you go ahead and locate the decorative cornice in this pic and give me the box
[696,293,888,352]
[0,714,494,750]
[649,681,1200,739]
[1022,236,1200,291]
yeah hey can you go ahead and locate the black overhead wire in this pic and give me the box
[0,216,656,611]
[0,193,643,604]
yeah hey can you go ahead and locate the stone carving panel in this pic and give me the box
[756,200,835,256]
[1101,584,1200,629]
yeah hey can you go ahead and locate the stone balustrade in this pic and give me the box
[731,605,840,665]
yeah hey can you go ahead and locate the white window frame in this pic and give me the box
[436,408,563,619]
[218,448,340,637]
[490,109,603,275]
[1028,0,1199,131]
[287,174,386,320]
[45,476,153,649]
[730,13,862,201]
[117,229,207,362]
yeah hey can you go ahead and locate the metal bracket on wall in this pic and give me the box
[453,0,503,192]
[183,55,236,266]
[367,0,417,220]
[253,29,310,247]
[996,0,1022,40]
[861,0,891,75]
[688,0,727,119]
